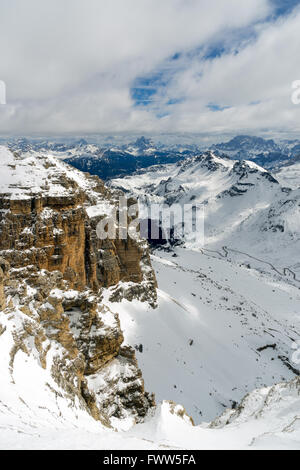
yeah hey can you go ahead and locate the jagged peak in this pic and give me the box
[231,159,279,184]
[177,150,234,174]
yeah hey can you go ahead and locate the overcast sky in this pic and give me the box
[0,0,300,139]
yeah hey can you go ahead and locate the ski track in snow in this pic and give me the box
[199,246,300,285]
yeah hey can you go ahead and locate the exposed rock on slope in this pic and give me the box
[0,146,156,428]
[0,148,156,293]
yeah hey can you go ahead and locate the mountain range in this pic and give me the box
[4,134,300,181]
[211,135,300,169]
[110,150,300,271]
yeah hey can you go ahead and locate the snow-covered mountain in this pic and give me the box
[5,134,300,183]
[6,136,194,180]
[111,151,300,272]
[63,137,197,180]
[0,146,300,449]
[212,135,280,155]
[211,135,300,168]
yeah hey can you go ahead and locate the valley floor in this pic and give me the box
[106,247,300,424]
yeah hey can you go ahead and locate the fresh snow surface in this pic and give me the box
[1,300,299,453]
[0,146,74,198]
[0,146,111,210]
[0,146,114,223]
[1,295,299,450]
[274,161,300,189]
[103,248,300,425]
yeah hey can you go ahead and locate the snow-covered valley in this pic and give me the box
[111,151,300,275]
[104,247,300,424]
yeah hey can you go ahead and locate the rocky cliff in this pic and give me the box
[0,146,156,428]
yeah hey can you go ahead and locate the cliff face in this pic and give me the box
[0,154,155,294]
[0,147,156,427]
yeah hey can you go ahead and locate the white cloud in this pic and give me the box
[1,0,298,137]
[159,5,300,137]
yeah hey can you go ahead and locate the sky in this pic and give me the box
[0,0,300,140]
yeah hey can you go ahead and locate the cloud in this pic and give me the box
[156,4,300,137]
[0,0,299,137]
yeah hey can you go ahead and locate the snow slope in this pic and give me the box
[1,306,299,452]
[1,300,299,450]
[274,160,300,189]
[1,147,300,449]
[0,145,112,211]
[110,151,300,276]
[103,247,300,424]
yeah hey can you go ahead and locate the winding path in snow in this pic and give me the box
[199,246,300,285]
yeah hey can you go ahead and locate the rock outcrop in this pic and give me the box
[0,151,157,295]
[0,147,157,427]
[0,258,8,310]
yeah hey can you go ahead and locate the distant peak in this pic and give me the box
[133,136,153,148]
[76,138,88,147]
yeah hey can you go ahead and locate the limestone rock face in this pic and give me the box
[0,201,87,290]
[0,258,9,310]
[0,191,152,294]
[0,147,157,427]
[0,148,157,297]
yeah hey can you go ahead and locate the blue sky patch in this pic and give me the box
[207,103,232,112]
[130,0,300,114]
[131,70,172,106]
[271,0,300,16]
